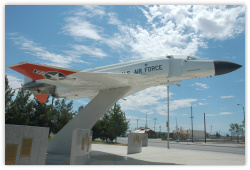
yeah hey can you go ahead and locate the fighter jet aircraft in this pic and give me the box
[8,55,242,103]
[8,54,242,154]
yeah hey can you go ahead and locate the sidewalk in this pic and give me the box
[46,144,245,165]
[89,144,245,165]
[170,141,245,148]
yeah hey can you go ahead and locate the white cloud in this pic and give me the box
[198,102,207,106]
[219,112,232,115]
[62,6,108,41]
[192,82,209,90]
[62,17,103,41]
[119,85,198,116]
[191,5,245,40]
[58,5,245,63]
[6,74,23,89]
[9,34,87,67]
[82,5,106,17]
[221,95,234,99]
[5,74,24,97]
[144,5,245,40]
[206,112,233,116]
[108,5,244,61]
[71,45,107,58]
[170,98,197,112]
[119,86,173,114]
[107,12,122,25]
[206,114,218,117]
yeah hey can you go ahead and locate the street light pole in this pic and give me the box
[237,104,245,124]
[204,113,206,143]
[190,106,194,143]
[167,85,170,149]
[237,104,245,136]
[166,84,180,149]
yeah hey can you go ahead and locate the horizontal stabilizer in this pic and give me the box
[7,62,79,80]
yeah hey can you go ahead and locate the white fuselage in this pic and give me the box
[50,55,215,99]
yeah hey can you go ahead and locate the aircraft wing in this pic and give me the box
[7,62,147,100]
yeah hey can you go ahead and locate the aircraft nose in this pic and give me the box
[214,60,242,76]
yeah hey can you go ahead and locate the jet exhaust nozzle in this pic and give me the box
[214,60,242,76]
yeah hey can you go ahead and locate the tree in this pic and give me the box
[91,103,129,142]
[92,120,103,140]
[5,74,81,135]
[30,96,56,135]
[229,123,243,143]
[107,103,129,142]
[99,113,110,141]
[52,99,76,134]
[215,132,221,139]
[5,75,15,113]
[5,86,34,125]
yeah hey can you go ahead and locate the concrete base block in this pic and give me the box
[70,129,92,165]
[127,133,143,154]
[5,124,49,165]
[141,133,148,147]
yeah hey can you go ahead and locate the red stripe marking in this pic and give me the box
[9,63,76,80]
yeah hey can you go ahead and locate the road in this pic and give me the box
[117,137,245,155]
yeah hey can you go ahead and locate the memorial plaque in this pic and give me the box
[20,138,33,157]
[5,144,18,165]
[81,137,85,150]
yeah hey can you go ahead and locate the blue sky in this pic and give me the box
[5,5,245,135]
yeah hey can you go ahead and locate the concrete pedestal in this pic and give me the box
[141,133,148,147]
[127,133,143,154]
[70,129,92,165]
[5,124,49,165]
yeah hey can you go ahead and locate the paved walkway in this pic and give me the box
[46,143,245,165]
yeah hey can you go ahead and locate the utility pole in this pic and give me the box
[136,119,138,129]
[175,117,178,131]
[153,118,157,131]
[159,125,161,138]
[237,104,245,136]
[210,124,213,138]
[204,113,206,143]
[175,117,178,139]
[145,113,148,129]
[167,85,170,149]
[190,106,194,143]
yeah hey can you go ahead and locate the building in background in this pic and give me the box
[173,130,204,140]
[133,127,157,138]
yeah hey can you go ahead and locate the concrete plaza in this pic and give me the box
[46,143,245,165]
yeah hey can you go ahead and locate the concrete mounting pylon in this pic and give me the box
[47,86,131,154]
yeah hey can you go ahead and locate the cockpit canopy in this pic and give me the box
[166,55,200,60]
[187,56,199,60]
